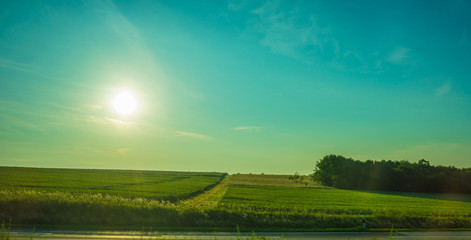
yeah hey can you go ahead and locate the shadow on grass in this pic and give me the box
[356,190,471,203]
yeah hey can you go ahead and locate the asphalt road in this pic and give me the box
[7,229,471,240]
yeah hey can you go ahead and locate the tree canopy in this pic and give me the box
[312,154,471,193]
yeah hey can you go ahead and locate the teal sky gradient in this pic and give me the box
[1,0,471,174]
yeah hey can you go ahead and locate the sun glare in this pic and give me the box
[111,90,138,116]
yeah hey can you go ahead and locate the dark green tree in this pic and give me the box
[312,154,471,194]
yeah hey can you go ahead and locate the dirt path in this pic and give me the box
[179,175,231,209]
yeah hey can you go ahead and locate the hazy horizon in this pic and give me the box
[1,0,471,174]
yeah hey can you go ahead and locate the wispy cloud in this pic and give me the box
[436,82,452,96]
[386,47,410,64]
[247,1,329,61]
[0,113,48,134]
[105,117,136,126]
[232,126,263,132]
[63,145,129,158]
[175,131,212,140]
[230,1,384,72]
[88,105,103,110]
[85,0,145,51]
[227,0,248,11]
[117,148,132,155]
[83,116,137,129]
[84,0,166,94]
[0,58,49,78]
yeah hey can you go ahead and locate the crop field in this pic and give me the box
[0,167,226,201]
[1,168,471,230]
[217,174,471,228]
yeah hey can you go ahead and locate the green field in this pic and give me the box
[1,167,471,230]
[218,174,471,228]
[0,167,226,201]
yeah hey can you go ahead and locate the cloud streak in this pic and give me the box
[436,82,452,96]
[175,131,212,140]
[386,47,410,64]
[105,117,136,126]
[83,116,137,129]
[230,1,404,73]
[247,1,328,61]
[85,0,149,54]
[0,58,49,78]
[117,148,132,155]
[232,126,263,131]
[227,0,248,11]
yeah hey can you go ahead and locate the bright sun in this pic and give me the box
[111,90,138,116]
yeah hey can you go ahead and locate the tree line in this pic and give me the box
[312,154,471,193]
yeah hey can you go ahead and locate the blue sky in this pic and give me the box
[1,0,471,173]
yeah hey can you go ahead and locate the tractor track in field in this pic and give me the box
[180,175,231,209]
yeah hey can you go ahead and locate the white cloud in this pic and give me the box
[387,47,410,64]
[436,82,452,96]
[232,126,263,131]
[175,131,212,140]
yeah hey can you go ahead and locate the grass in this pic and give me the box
[1,168,471,230]
[0,167,226,201]
[0,167,226,228]
[223,178,471,216]
[216,174,471,229]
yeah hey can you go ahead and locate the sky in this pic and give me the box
[1,0,471,174]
